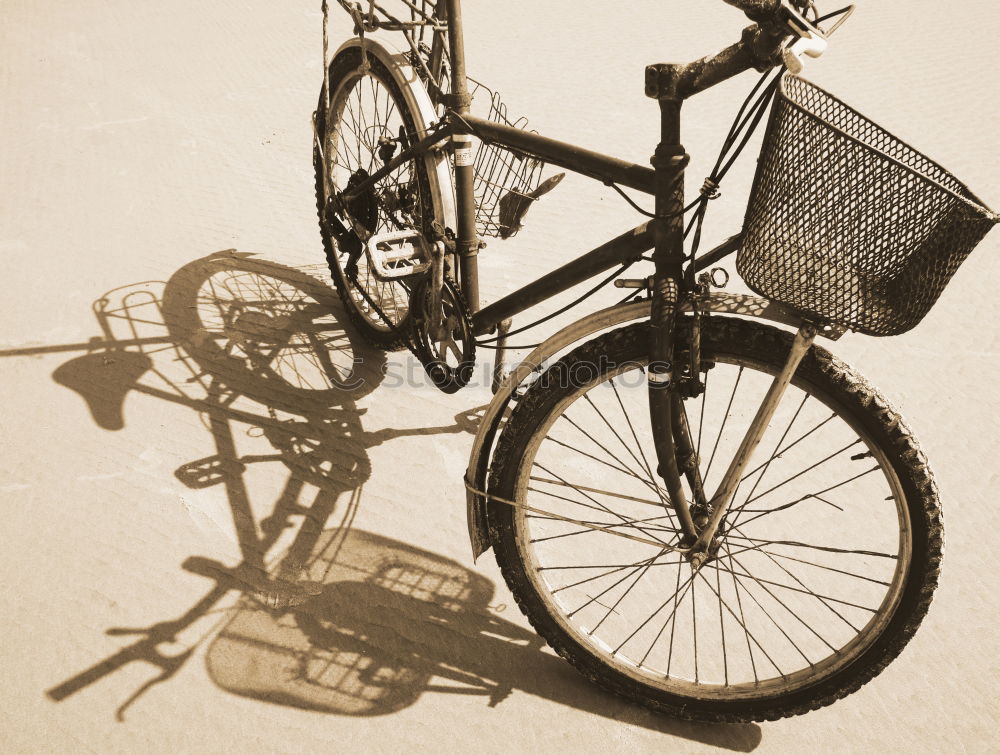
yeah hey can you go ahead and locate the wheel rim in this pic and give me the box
[511,351,912,701]
[322,63,433,334]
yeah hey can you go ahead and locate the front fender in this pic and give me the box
[465,294,841,560]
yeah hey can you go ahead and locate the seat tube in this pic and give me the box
[647,86,698,541]
[444,0,480,312]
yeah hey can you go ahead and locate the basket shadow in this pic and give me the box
[207,527,761,751]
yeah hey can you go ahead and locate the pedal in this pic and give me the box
[174,455,244,489]
[497,172,565,239]
[366,229,432,280]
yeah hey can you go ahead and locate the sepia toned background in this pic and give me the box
[2,1,998,751]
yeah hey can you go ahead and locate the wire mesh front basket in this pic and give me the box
[739,74,998,336]
[469,79,545,239]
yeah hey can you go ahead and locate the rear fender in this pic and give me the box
[319,35,456,231]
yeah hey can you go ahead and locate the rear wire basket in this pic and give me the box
[468,79,545,239]
[739,74,998,336]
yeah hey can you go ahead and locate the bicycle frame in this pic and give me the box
[330,0,829,560]
[336,52,738,337]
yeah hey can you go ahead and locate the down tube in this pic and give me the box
[471,223,654,336]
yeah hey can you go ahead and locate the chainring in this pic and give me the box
[409,275,476,394]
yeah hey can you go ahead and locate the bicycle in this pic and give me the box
[312,0,998,722]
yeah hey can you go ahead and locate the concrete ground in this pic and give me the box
[2,1,998,752]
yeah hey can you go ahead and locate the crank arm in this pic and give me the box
[427,241,446,339]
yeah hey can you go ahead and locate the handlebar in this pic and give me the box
[646,1,844,100]
[722,0,815,28]
[645,28,778,100]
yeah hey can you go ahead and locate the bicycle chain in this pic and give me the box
[409,273,476,394]
[342,260,475,394]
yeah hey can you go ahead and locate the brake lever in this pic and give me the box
[782,32,828,73]
[778,1,829,73]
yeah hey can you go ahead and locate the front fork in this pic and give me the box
[647,94,701,544]
[646,90,816,563]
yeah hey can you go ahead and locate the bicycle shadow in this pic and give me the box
[22,250,760,750]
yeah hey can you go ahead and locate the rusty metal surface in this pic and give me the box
[645,24,787,100]
[456,113,657,194]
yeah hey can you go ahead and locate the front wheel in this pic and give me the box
[487,317,942,722]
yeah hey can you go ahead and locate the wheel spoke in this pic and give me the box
[722,533,898,560]
[718,551,818,665]
[731,464,882,530]
[533,462,674,547]
[717,549,881,615]
[738,411,838,485]
[731,393,810,517]
[528,475,664,507]
[586,556,662,633]
[696,562,785,677]
[541,436,657,485]
[609,378,663,504]
[715,561,728,685]
[730,523,862,632]
[723,542,759,683]
[555,412,672,506]
[561,412,661,490]
[553,554,660,598]
[528,508,676,544]
[704,365,744,482]
[637,555,695,675]
[729,440,865,518]
[566,556,655,619]
[612,569,699,656]
[584,389,667,507]
[752,550,892,587]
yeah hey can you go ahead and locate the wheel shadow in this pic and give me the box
[6,250,760,750]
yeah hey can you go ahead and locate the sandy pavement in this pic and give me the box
[2,1,999,752]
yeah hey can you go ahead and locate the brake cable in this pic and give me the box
[475,262,634,347]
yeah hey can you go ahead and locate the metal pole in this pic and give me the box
[647,92,697,541]
[691,322,818,557]
[445,0,481,312]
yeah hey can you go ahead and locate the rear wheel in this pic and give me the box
[314,46,448,349]
[487,317,942,722]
